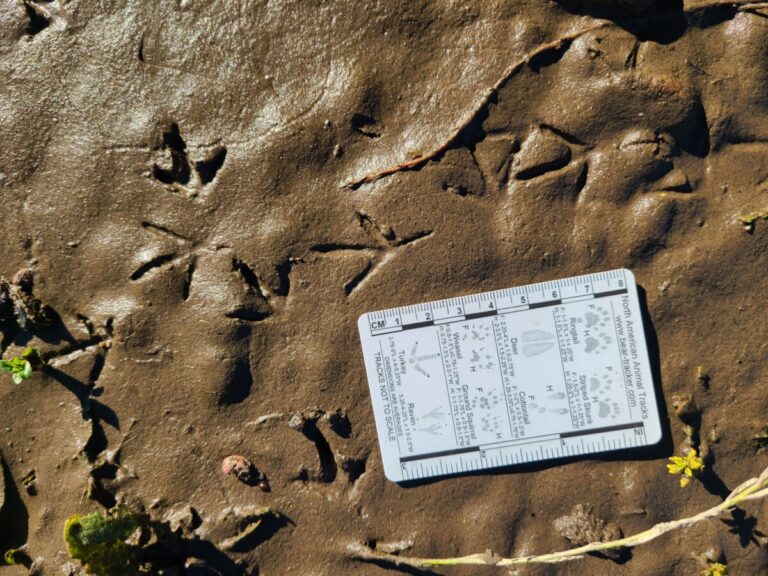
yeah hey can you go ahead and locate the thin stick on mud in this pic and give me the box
[348,464,768,568]
[343,24,609,189]
[345,1,768,190]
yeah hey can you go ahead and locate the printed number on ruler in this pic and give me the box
[357,268,661,482]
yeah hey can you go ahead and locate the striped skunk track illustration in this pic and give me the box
[288,409,367,484]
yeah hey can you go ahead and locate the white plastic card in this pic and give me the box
[358,268,662,482]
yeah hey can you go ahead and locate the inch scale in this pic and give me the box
[357,268,662,483]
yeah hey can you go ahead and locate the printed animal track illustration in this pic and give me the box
[584,331,612,353]
[420,406,447,420]
[472,390,501,411]
[408,341,440,378]
[528,388,569,415]
[462,322,491,342]
[589,373,614,393]
[597,399,621,419]
[529,402,569,415]
[521,329,556,357]
[417,422,446,436]
[480,415,503,433]
[582,307,611,329]
[469,347,495,371]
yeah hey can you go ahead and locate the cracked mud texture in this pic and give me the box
[1,0,768,574]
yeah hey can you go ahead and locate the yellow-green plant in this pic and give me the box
[348,464,768,569]
[702,561,727,576]
[0,347,44,384]
[667,449,705,487]
[63,508,147,575]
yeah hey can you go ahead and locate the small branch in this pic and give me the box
[344,24,609,189]
[345,1,768,190]
[348,465,768,569]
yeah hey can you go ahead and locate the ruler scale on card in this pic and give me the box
[357,268,662,483]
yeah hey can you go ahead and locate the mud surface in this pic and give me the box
[1,1,768,574]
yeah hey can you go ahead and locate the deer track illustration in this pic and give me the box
[521,329,556,357]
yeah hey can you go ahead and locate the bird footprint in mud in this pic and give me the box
[150,122,227,200]
[289,410,367,484]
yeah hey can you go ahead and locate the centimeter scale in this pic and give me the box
[357,268,662,483]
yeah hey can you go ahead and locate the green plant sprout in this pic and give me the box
[702,561,727,576]
[3,549,18,565]
[0,347,44,384]
[348,464,768,569]
[63,508,148,575]
[667,449,705,487]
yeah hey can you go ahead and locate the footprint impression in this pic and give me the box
[521,329,556,357]
[590,373,621,419]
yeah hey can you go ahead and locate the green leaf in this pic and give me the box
[21,360,32,380]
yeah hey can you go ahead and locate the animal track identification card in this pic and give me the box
[358,268,662,482]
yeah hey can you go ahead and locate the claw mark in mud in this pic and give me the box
[308,211,432,297]
[151,122,227,198]
[344,260,373,296]
[23,0,66,36]
[24,1,51,35]
[130,253,178,281]
[195,146,227,185]
[141,221,194,243]
[289,412,338,483]
[288,410,356,484]
[152,123,191,186]
[232,258,268,297]
[351,113,382,139]
[182,256,196,301]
